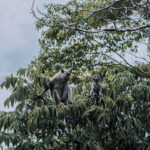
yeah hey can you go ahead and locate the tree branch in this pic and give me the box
[21,78,48,105]
[60,23,150,33]
[92,39,150,78]
[30,0,41,19]
[126,51,149,63]
[68,0,121,26]
[31,0,150,33]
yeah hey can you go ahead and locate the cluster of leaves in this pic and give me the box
[0,64,150,149]
[0,0,150,149]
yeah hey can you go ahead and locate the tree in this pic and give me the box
[0,0,150,149]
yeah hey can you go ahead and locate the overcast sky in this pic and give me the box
[0,0,69,111]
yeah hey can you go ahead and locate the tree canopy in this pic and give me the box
[0,0,150,149]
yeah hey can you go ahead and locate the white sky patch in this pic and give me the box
[0,0,40,81]
[124,42,149,64]
[0,0,70,81]
[0,88,12,111]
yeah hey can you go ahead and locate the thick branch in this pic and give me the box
[61,23,150,33]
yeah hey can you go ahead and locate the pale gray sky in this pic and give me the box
[0,0,69,111]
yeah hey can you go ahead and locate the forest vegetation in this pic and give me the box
[0,0,150,149]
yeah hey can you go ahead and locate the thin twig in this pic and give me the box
[126,51,149,63]
[68,0,121,26]
[30,0,41,19]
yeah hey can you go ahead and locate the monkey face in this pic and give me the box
[61,69,71,81]
[92,74,100,82]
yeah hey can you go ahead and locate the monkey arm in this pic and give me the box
[60,85,73,104]
[53,90,60,105]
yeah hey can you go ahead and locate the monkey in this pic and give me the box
[90,74,104,106]
[38,69,73,105]
[90,74,103,97]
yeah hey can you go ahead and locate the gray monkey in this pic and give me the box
[90,74,103,97]
[39,69,73,105]
[90,74,103,105]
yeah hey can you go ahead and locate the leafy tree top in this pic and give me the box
[0,0,150,149]
[30,0,150,81]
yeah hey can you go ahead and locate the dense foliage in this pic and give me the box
[0,0,150,149]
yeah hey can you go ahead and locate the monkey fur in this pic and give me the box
[90,74,104,105]
[39,69,73,105]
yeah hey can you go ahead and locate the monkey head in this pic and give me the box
[92,74,100,83]
[60,69,71,81]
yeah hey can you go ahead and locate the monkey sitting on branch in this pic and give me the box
[90,74,104,106]
[38,69,74,105]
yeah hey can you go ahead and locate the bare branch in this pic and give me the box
[126,51,150,63]
[61,23,150,33]
[30,0,41,19]
[36,7,46,18]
